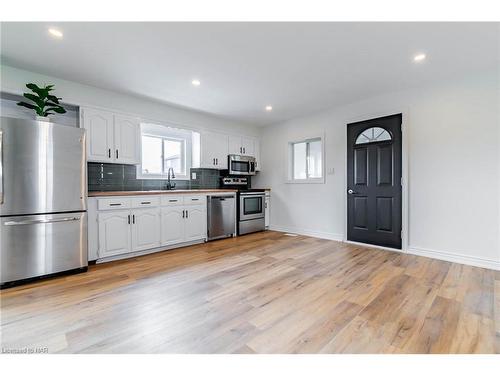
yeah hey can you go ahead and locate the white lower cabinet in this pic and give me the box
[98,210,132,258]
[131,208,161,251]
[184,205,207,241]
[93,195,208,261]
[160,206,185,246]
[161,204,207,245]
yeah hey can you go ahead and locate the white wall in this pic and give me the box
[254,70,500,269]
[0,64,260,137]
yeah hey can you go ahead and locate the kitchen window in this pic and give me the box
[139,123,197,180]
[288,136,324,183]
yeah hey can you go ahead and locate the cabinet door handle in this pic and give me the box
[141,201,151,205]
[191,198,199,201]
[169,199,178,202]
[243,147,246,154]
[109,203,122,206]
[132,214,135,224]
[116,149,119,159]
[128,215,131,224]
[182,210,185,218]
[216,158,218,165]
[186,210,188,218]
[108,148,111,158]
[240,147,242,153]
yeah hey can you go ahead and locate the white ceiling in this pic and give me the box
[1,22,498,126]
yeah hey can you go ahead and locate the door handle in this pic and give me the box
[347,189,357,195]
[4,216,81,226]
[182,210,185,218]
[128,214,131,224]
[116,149,119,159]
[186,210,188,218]
[132,214,135,224]
[108,148,111,158]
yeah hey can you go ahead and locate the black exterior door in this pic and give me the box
[347,114,402,249]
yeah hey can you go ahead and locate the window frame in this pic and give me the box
[355,126,392,145]
[137,123,193,180]
[287,135,325,184]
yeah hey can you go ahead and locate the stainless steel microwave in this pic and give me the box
[228,155,257,175]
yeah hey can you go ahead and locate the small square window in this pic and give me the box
[288,137,324,183]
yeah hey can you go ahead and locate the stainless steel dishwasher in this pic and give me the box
[207,195,236,241]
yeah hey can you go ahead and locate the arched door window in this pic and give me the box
[355,127,392,144]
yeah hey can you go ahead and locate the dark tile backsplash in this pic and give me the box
[87,163,223,192]
[189,168,221,189]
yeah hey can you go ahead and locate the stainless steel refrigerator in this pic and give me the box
[0,117,88,287]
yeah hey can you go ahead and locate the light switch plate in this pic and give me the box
[327,167,335,175]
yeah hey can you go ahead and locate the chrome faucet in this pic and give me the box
[166,167,176,190]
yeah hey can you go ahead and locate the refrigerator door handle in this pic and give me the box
[4,216,81,226]
[0,130,3,204]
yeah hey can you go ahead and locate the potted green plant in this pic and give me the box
[17,83,66,122]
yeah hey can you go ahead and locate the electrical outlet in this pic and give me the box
[327,167,335,175]
[191,172,197,180]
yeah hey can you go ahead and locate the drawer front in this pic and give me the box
[184,195,206,206]
[161,195,184,206]
[97,197,131,210]
[131,196,160,208]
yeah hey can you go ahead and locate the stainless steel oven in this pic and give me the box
[239,191,265,235]
[228,155,256,176]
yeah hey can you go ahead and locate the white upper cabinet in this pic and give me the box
[241,137,255,157]
[82,107,140,165]
[228,135,242,155]
[114,114,140,164]
[82,108,114,162]
[83,106,262,171]
[201,131,229,169]
[227,135,256,157]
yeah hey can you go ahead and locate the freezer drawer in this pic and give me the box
[0,212,87,284]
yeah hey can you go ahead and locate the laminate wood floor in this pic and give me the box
[1,231,499,353]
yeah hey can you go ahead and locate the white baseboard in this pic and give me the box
[407,246,500,271]
[96,239,205,264]
[269,225,500,271]
[270,225,343,242]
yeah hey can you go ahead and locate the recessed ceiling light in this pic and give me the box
[265,105,273,112]
[413,53,426,62]
[191,79,201,86]
[48,28,63,38]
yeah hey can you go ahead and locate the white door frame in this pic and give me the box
[343,108,409,252]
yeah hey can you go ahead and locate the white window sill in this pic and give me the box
[286,178,325,184]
